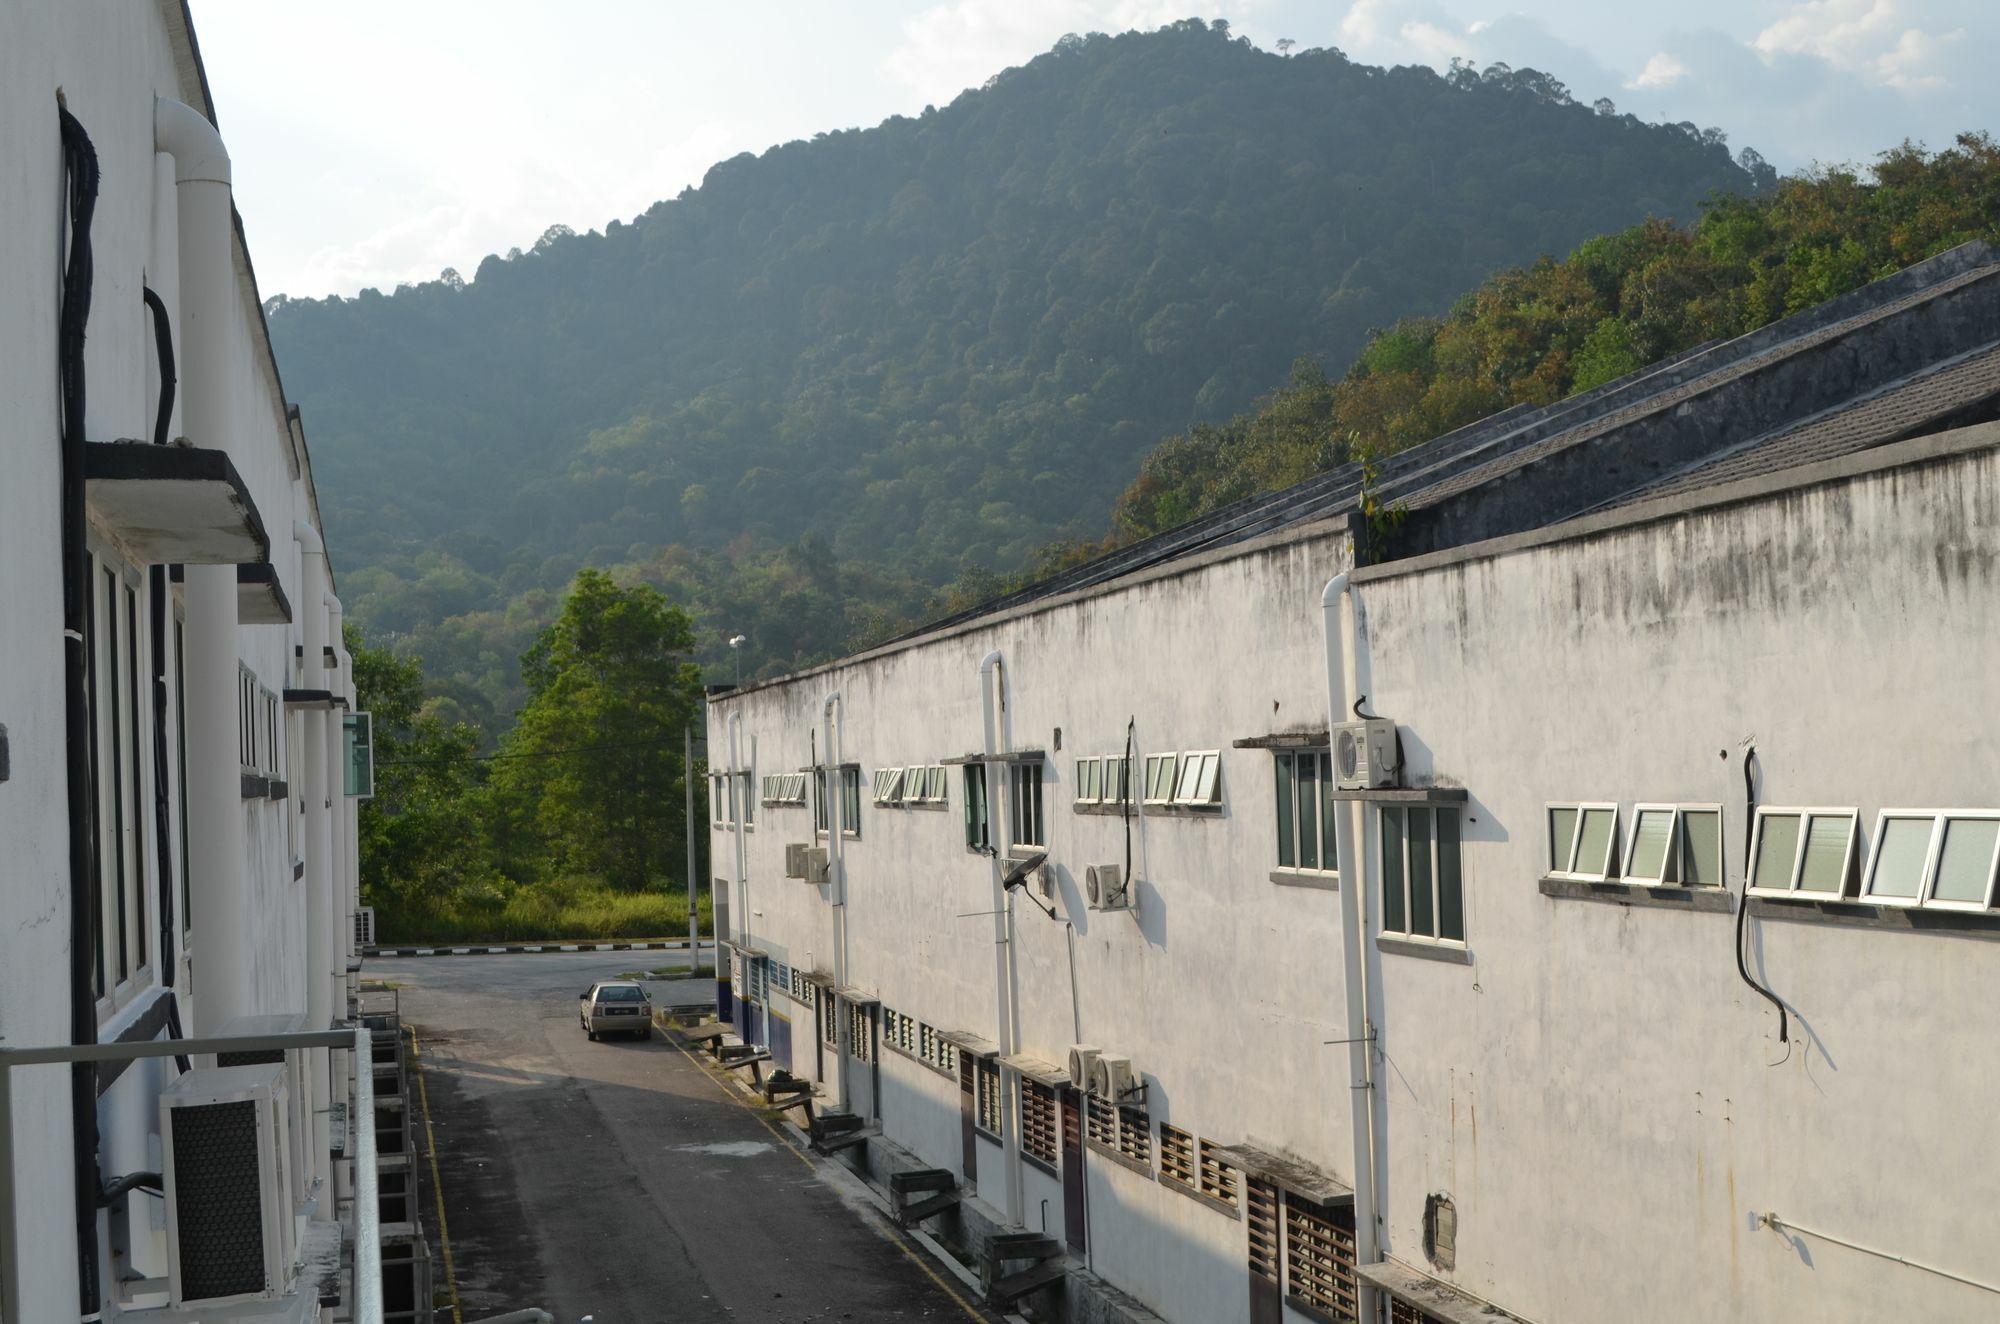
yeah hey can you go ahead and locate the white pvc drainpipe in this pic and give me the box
[977,650,1024,1227]
[1322,573,1380,1319]
[155,95,252,1033]
[294,525,334,1208]
[820,693,848,1111]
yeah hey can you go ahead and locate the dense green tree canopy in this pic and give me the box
[273,22,1750,706]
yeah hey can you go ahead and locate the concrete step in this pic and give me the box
[895,1188,962,1227]
[889,1167,958,1196]
[988,1258,1068,1306]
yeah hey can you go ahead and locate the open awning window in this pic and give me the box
[85,442,269,565]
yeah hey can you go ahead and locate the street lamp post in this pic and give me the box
[728,634,747,689]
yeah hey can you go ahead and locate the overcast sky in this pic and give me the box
[188,0,1998,300]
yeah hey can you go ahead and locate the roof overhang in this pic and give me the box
[837,986,880,1007]
[1355,1260,1532,1324]
[939,748,1047,767]
[282,688,344,710]
[939,1029,999,1060]
[85,442,269,564]
[999,1053,1070,1087]
[1204,1141,1353,1207]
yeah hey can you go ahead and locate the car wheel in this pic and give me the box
[640,1026,652,1040]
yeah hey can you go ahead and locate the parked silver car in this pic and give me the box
[580,980,653,1040]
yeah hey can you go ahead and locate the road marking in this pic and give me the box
[659,1028,995,1323]
[408,1027,464,1324]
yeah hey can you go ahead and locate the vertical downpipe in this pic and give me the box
[1323,574,1380,1320]
[977,651,1024,1227]
[155,97,252,1034]
[820,694,847,1110]
[294,528,332,1209]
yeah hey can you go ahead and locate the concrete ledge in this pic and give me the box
[1539,876,1734,912]
[1271,868,1339,892]
[1748,896,2000,939]
[1158,1173,1242,1221]
[1087,1137,1154,1179]
[1376,935,1472,965]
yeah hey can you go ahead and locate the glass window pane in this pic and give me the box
[1682,811,1722,887]
[1296,756,1318,870]
[1436,808,1464,942]
[1319,753,1338,868]
[1798,813,1853,893]
[1408,808,1435,937]
[1176,756,1201,801]
[1550,806,1577,873]
[1933,818,2000,904]
[1380,808,1405,933]
[1628,809,1674,882]
[1754,813,1801,890]
[1274,755,1296,869]
[1867,816,1932,899]
[1195,753,1219,802]
[1576,808,1614,878]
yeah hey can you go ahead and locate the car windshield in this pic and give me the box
[596,985,645,1002]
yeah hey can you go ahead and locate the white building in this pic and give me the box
[705,245,2000,1322]
[2,4,377,1320]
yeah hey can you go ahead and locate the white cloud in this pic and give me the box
[1629,52,1689,90]
[1753,0,1968,92]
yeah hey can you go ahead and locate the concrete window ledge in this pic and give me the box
[1073,802,1224,819]
[1271,868,1339,892]
[1377,935,1472,965]
[1158,1174,1243,1221]
[1748,895,2000,939]
[1539,876,1734,913]
[1087,1137,1155,1179]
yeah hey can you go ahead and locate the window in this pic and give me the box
[882,1007,917,1054]
[1390,1301,1449,1324]
[1173,751,1222,806]
[1380,806,1465,943]
[1116,1106,1152,1168]
[841,766,862,837]
[772,962,791,998]
[1275,749,1337,871]
[846,1001,873,1062]
[963,765,991,851]
[762,772,807,805]
[1159,1123,1197,1188]
[738,771,753,827]
[819,987,839,1047]
[1247,1178,1282,1285]
[1622,804,1725,886]
[814,767,828,833]
[259,687,280,777]
[1105,755,1131,806]
[904,764,947,806]
[1010,761,1045,848]
[975,1057,1003,1136]
[1199,1139,1240,1208]
[1074,756,1102,805]
[747,957,770,1004]
[919,1023,959,1075]
[237,664,259,770]
[873,767,905,806]
[788,967,811,1003]
[1862,810,2000,909]
[1021,1080,1059,1167]
[711,774,732,827]
[1143,753,1178,805]
[1749,808,1858,896]
[1087,1095,1118,1149]
[1285,1194,1360,1321]
[1548,802,1618,878]
[87,555,152,1001]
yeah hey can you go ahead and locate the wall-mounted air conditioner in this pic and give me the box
[162,1063,296,1308]
[785,842,811,879]
[1089,1053,1137,1102]
[1085,864,1130,911]
[1067,1045,1101,1092]
[353,905,376,947]
[805,847,830,886]
[1332,718,1400,790]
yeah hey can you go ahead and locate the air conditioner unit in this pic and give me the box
[1332,718,1400,790]
[785,842,811,879]
[1089,1053,1136,1102]
[1085,864,1130,911]
[1067,1045,1101,1092]
[805,847,830,886]
[161,1063,296,1308]
[353,905,376,948]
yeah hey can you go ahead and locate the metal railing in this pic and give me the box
[0,1025,380,1324]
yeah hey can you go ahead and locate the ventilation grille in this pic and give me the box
[170,1099,267,1301]
[216,1048,283,1070]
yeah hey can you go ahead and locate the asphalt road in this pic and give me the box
[373,950,997,1324]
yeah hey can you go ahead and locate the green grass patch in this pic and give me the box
[373,876,713,945]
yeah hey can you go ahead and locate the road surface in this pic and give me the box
[372,950,996,1324]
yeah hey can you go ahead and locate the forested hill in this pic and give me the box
[271,19,1754,712]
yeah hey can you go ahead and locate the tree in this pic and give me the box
[492,569,703,890]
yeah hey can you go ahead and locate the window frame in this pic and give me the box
[1172,750,1222,807]
[873,766,905,806]
[1747,806,1859,898]
[974,1056,1003,1138]
[1273,748,1337,873]
[1009,760,1045,849]
[1074,756,1102,806]
[1379,804,1466,946]
[1143,752,1178,806]
[1620,803,1726,887]
[962,764,990,851]
[1546,801,1619,879]
[1861,809,2000,911]
[1021,1078,1060,1169]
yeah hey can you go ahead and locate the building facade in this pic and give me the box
[706,249,2000,1322]
[2,3,374,1319]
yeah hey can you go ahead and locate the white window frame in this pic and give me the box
[1379,805,1466,946]
[1546,801,1619,880]
[873,766,905,806]
[1103,754,1131,806]
[1172,750,1221,806]
[1747,806,1858,898]
[1143,752,1178,806]
[1074,756,1102,805]
[1861,809,2000,911]
[1009,760,1045,849]
[1620,803,1725,887]
[86,546,159,1019]
[1274,748,1336,874]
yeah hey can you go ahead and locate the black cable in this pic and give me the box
[142,286,175,447]
[98,1171,164,1205]
[1733,745,1790,1053]
[1122,718,1134,894]
[58,102,105,1324]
